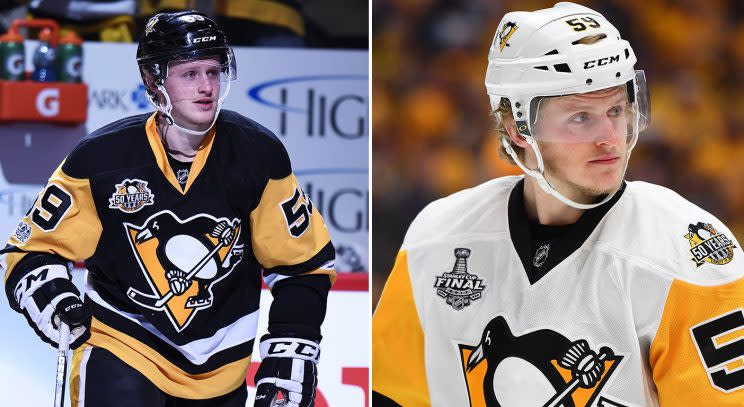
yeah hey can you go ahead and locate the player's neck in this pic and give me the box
[522,176,585,226]
[158,121,206,162]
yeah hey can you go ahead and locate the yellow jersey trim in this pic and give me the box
[144,113,216,195]
[372,250,431,406]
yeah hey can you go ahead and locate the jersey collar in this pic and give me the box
[507,178,626,284]
[144,112,216,195]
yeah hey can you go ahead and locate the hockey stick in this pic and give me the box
[127,240,226,309]
[53,323,70,407]
[543,348,612,407]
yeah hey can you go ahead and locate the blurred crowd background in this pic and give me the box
[373,0,744,306]
[0,0,368,48]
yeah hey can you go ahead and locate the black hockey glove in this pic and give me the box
[11,263,91,349]
[254,335,320,407]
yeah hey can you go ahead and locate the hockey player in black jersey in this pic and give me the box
[1,11,334,407]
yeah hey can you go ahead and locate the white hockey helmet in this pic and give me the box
[485,2,649,209]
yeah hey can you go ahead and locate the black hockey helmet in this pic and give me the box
[136,11,237,135]
[137,10,236,86]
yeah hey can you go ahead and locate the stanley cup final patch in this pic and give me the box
[685,222,736,267]
[109,179,155,213]
[434,248,486,311]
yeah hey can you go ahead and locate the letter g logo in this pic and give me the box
[36,88,60,117]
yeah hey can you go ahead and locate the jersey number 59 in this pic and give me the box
[280,187,313,238]
[29,184,73,232]
[691,309,744,393]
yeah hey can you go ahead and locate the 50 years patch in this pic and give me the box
[109,179,155,213]
[685,222,736,267]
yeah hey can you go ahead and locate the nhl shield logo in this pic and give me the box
[176,169,190,185]
[124,210,244,331]
[533,244,550,268]
[434,248,486,311]
[685,222,736,267]
[109,179,155,213]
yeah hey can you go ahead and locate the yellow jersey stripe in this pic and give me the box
[250,173,331,269]
[650,277,744,404]
[372,250,431,406]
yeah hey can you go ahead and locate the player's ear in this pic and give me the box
[142,72,155,91]
[503,115,529,148]
[142,73,164,105]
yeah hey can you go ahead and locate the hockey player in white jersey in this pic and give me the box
[373,2,744,406]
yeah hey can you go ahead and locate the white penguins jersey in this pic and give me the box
[373,176,744,407]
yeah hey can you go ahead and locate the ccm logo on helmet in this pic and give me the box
[192,36,217,43]
[584,55,620,69]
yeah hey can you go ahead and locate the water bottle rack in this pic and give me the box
[0,18,86,125]
[0,80,87,125]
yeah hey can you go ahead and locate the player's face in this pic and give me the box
[163,57,222,131]
[532,86,630,202]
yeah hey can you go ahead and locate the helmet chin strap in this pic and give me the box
[149,80,232,136]
[501,135,632,210]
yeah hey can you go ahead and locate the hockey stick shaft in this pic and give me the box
[54,323,70,407]
[182,238,228,282]
[129,239,227,308]
[544,380,579,407]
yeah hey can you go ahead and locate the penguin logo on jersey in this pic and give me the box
[685,222,736,267]
[108,179,155,214]
[498,21,519,51]
[124,210,244,331]
[459,315,623,407]
[434,248,486,311]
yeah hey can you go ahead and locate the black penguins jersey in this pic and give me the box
[1,110,336,399]
[373,176,744,407]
